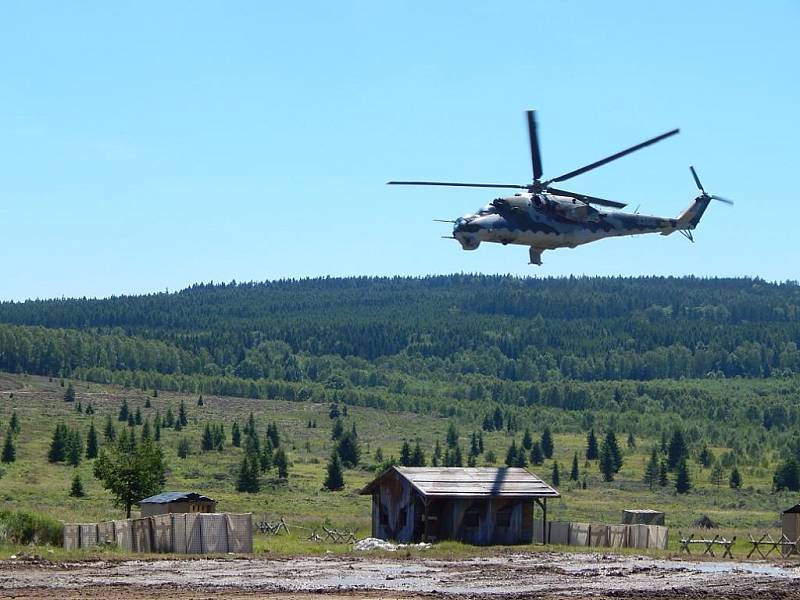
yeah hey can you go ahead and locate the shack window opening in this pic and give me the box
[464,508,480,528]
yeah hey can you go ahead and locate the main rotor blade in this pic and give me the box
[547,187,627,209]
[387,181,528,189]
[711,195,734,205]
[527,110,543,181]
[546,128,680,184]
[690,166,705,193]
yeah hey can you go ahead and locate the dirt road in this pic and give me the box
[3,552,800,599]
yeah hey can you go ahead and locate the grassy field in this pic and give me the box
[0,372,792,558]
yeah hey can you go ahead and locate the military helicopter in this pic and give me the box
[388,111,732,265]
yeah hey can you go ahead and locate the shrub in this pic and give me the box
[0,509,63,545]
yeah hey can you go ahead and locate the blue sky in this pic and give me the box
[1,1,798,300]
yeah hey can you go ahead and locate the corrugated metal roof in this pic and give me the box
[361,467,559,498]
[137,491,216,505]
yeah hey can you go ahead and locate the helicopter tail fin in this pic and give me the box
[676,195,712,230]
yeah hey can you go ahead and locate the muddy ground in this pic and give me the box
[3,552,800,599]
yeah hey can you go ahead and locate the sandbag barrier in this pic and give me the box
[63,513,253,554]
[544,521,668,550]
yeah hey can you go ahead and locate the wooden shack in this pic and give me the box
[622,509,665,526]
[782,503,800,541]
[137,492,217,517]
[360,467,559,545]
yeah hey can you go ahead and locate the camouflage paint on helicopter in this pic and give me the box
[453,191,712,265]
[390,111,731,265]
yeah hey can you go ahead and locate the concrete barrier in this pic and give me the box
[569,522,590,547]
[589,524,608,547]
[226,513,253,553]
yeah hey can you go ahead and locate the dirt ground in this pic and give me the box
[3,552,800,599]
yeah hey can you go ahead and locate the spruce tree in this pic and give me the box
[675,458,691,494]
[337,431,361,468]
[104,414,116,442]
[600,430,623,473]
[145,397,151,409]
[541,427,554,459]
[86,421,99,459]
[551,461,560,487]
[173,416,182,431]
[267,422,280,448]
[69,473,85,498]
[274,448,289,479]
[658,459,669,487]
[324,449,345,491]
[154,417,161,441]
[64,383,76,403]
[432,439,442,467]
[530,442,544,465]
[134,407,142,425]
[1,434,15,463]
[505,440,519,467]
[201,424,214,452]
[118,399,129,422]
[66,429,83,467]
[411,440,426,467]
[493,407,503,430]
[667,429,688,471]
[643,447,659,490]
[522,428,533,451]
[599,443,616,482]
[141,418,152,441]
[331,418,344,441]
[586,429,599,460]
[197,395,204,406]
[165,406,175,428]
[446,422,459,448]
[236,454,260,493]
[178,400,188,426]
[470,432,481,457]
[9,411,20,434]
[627,432,636,449]
[710,460,724,487]
[729,466,742,489]
[48,423,68,462]
[177,437,191,459]
[400,440,412,466]
[127,412,135,428]
[231,422,241,447]
[570,452,580,481]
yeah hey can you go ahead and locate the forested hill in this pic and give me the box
[1,276,799,385]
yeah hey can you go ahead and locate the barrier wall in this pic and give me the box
[64,513,253,554]
[544,521,668,550]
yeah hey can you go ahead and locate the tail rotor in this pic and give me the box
[690,166,734,205]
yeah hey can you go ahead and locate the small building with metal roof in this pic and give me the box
[137,492,217,517]
[360,467,559,545]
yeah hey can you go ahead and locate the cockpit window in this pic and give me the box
[478,203,495,215]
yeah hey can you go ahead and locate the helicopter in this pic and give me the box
[388,111,732,265]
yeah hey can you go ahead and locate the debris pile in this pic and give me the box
[353,537,432,552]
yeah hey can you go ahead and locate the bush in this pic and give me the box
[0,509,63,545]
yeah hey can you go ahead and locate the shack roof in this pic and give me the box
[137,491,216,505]
[784,504,800,514]
[360,467,559,498]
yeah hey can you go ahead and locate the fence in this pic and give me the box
[63,513,252,554]
[536,521,668,550]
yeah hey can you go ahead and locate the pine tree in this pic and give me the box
[599,443,616,482]
[153,389,159,398]
[201,424,214,452]
[145,397,151,408]
[86,421,99,459]
[541,427,554,459]
[69,473,85,498]
[118,399,129,422]
[329,403,340,419]
[478,431,484,454]
[626,432,636,449]
[522,428,533,451]
[530,442,544,465]
[267,422,280,448]
[400,440,412,466]
[729,466,742,489]
[274,448,289,479]
[643,447,659,490]
[236,453,261,493]
[178,400,188,426]
[493,407,503,431]
[551,462,560,487]
[675,458,691,494]
[197,395,204,406]
[76,401,83,414]
[154,416,161,441]
[173,416,182,431]
[1,434,15,463]
[697,443,714,468]
[9,411,20,434]
[514,446,528,468]
[570,452,580,481]
[127,412,135,427]
[470,432,481,457]
[260,438,274,471]
[374,447,384,464]
[48,423,68,462]
[104,414,116,442]
[64,383,76,403]
[231,422,241,447]
[586,429,599,460]
[323,449,345,491]
[133,407,142,426]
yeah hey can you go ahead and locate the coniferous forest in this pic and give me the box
[1,275,800,454]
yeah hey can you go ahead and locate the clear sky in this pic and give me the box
[1,1,798,300]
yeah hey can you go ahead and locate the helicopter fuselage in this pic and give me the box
[453,192,706,262]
